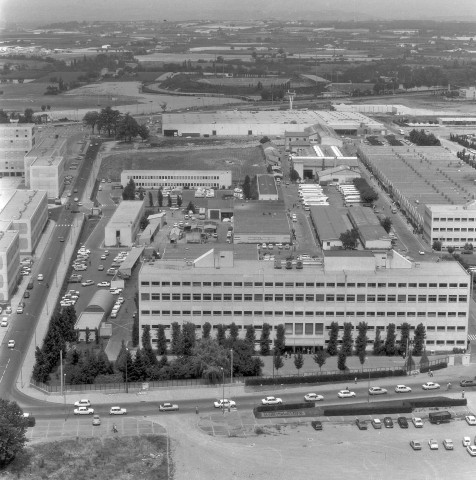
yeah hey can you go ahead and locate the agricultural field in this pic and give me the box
[100,145,266,184]
[197,77,291,87]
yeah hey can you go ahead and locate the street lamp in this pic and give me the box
[366,357,370,403]
[125,347,129,393]
[221,367,225,415]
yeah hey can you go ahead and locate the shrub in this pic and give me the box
[324,402,412,417]
[408,397,466,408]
[255,402,312,413]
[419,362,447,374]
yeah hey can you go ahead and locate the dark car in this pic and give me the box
[23,291,30,298]
[460,379,476,387]
[384,417,394,428]
[311,420,322,431]
[356,419,368,430]
[397,417,409,429]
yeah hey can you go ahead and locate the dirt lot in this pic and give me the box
[99,145,266,184]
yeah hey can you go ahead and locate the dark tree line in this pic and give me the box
[407,129,440,146]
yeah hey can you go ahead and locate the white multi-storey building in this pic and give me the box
[0,123,36,177]
[138,248,469,352]
[0,221,20,302]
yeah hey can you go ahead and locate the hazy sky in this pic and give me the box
[1,0,476,24]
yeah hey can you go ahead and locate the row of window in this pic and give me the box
[433,227,476,233]
[432,238,476,242]
[141,292,468,303]
[128,175,221,180]
[433,217,476,222]
[140,280,468,289]
[140,309,467,318]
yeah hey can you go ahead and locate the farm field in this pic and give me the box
[100,145,266,183]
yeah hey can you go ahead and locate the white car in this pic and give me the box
[7,340,15,348]
[395,385,412,393]
[159,403,179,412]
[1,318,8,327]
[337,390,356,398]
[304,393,324,402]
[422,382,440,390]
[214,399,236,409]
[116,297,125,304]
[428,439,439,450]
[443,439,454,450]
[37,274,44,281]
[74,407,94,415]
[78,248,90,255]
[109,406,127,415]
[465,415,476,425]
[467,445,476,456]
[463,436,471,447]
[74,399,91,407]
[5,306,12,314]
[81,280,94,286]
[261,396,282,405]
[412,417,424,428]
[419,250,425,255]
[16,306,23,314]
[369,387,388,395]
[97,281,111,287]
[111,289,122,295]
[100,255,107,260]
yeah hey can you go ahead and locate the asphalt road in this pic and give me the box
[0,140,102,405]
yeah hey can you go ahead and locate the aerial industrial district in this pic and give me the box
[3,26,476,480]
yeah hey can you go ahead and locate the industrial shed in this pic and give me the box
[75,290,115,341]
[309,206,351,250]
[347,206,392,250]
[104,200,145,247]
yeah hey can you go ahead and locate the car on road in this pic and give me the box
[304,393,324,402]
[7,340,15,348]
[443,439,454,450]
[419,251,425,255]
[311,420,323,430]
[412,417,424,428]
[383,417,394,428]
[37,274,44,281]
[465,415,476,425]
[397,417,409,428]
[5,306,12,314]
[410,440,422,450]
[214,399,236,408]
[422,381,440,390]
[100,255,107,260]
[159,403,179,412]
[74,407,94,415]
[97,281,111,287]
[74,399,91,407]
[395,385,412,393]
[23,291,30,298]
[460,379,476,387]
[109,406,127,415]
[371,418,382,429]
[463,436,471,447]
[81,280,94,286]
[369,387,387,395]
[467,445,476,456]
[1,318,8,327]
[260,396,283,406]
[16,306,23,314]
[107,268,117,276]
[92,415,101,426]
[337,390,356,398]
[74,197,79,202]
[98,265,104,271]
[355,419,368,430]
[428,439,438,450]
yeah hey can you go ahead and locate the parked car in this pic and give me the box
[311,420,323,430]
[109,406,127,415]
[92,415,101,426]
[443,439,454,450]
[37,274,44,281]
[74,407,94,415]
[463,436,471,447]
[369,387,387,396]
[97,281,111,287]
[261,396,282,405]
[428,439,439,450]
[337,390,356,398]
[81,280,94,286]
[395,385,412,393]
[465,415,476,425]
[397,417,409,429]
[159,403,179,412]
[304,393,324,402]
[355,419,368,430]
[98,265,104,271]
[5,306,12,314]
[16,306,23,314]
[460,379,476,387]
[383,417,394,428]
[23,291,30,299]
[371,418,382,429]
[1,318,8,327]
[214,399,236,408]
[74,399,91,407]
[467,445,476,456]
[412,417,424,428]
[422,382,440,390]
[410,440,422,451]
[7,340,15,348]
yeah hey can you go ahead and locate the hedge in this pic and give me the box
[255,402,313,413]
[245,369,407,387]
[408,397,467,408]
[419,362,447,374]
[324,401,412,417]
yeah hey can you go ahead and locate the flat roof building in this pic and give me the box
[257,174,278,201]
[138,249,469,352]
[309,206,351,250]
[104,200,145,247]
[0,123,36,177]
[0,189,48,254]
[0,226,20,302]
[347,206,392,250]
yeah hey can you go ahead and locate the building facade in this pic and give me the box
[0,123,36,177]
[104,200,145,247]
[121,170,232,190]
[138,249,469,352]
[0,224,20,302]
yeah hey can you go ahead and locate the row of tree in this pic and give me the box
[82,107,150,142]
[407,129,441,146]
[353,178,378,204]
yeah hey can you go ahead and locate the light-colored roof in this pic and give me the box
[234,201,289,235]
[0,190,47,221]
[107,200,144,228]
[257,174,277,195]
[0,230,18,251]
[75,311,104,331]
[85,290,115,313]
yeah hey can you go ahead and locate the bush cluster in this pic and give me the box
[408,397,466,408]
[324,402,412,417]
[255,402,312,413]
[419,362,447,374]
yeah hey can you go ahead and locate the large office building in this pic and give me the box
[121,169,232,190]
[138,248,469,352]
[0,221,20,302]
[0,189,48,254]
[0,123,36,177]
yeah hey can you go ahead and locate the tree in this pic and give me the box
[273,351,284,376]
[260,323,272,356]
[399,323,411,356]
[97,106,121,137]
[170,322,183,355]
[340,229,359,249]
[186,201,196,214]
[313,349,328,372]
[228,322,239,346]
[274,324,286,354]
[23,108,35,123]
[242,175,251,199]
[160,101,168,112]
[122,178,136,200]
[380,217,392,233]
[141,325,157,366]
[289,169,301,182]
[419,349,430,369]
[384,323,397,355]
[354,322,368,357]
[177,195,182,208]
[0,110,9,123]
[182,322,196,356]
[232,339,263,377]
[158,188,163,207]
[341,322,353,356]
[191,338,229,380]
[294,352,304,375]
[156,325,167,355]
[117,113,140,142]
[337,349,347,371]
[202,322,211,339]
[132,315,139,347]
[373,328,384,355]
[138,124,150,141]
[167,194,172,207]
[432,240,442,251]
[413,323,426,356]
[245,324,255,348]
[82,110,99,133]
[216,324,227,346]
[327,322,339,356]
[148,191,154,207]
[0,399,28,468]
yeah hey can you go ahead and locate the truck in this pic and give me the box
[429,411,451,425]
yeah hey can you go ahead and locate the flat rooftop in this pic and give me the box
[31,156,64,167]
[160,243,258,262]
[0,230,18,251]
[257,175,277,196]
[0,190,46,221]
[26,136,67,158]
[310,206,351,241]
[107,200,144,227]
[234,201,289,235]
